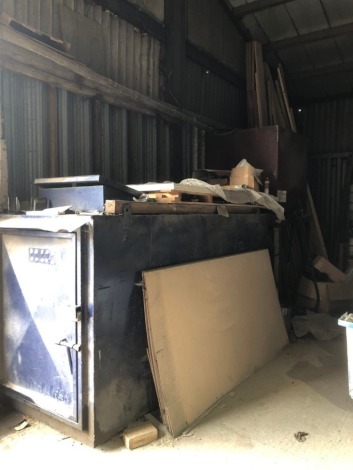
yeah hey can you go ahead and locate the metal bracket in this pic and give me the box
[56,339,81,352]
[121,203,132,229]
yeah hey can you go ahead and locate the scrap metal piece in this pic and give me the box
[294,431,309,442]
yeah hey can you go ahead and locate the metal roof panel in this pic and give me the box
[285,0,329,34]
[304,38,342,68]
[334,34,353,63]
[321,0,353,27]
[254,5,297,41]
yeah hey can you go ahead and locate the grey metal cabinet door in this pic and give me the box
[0,231,81,424]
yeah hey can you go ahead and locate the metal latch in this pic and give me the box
[74,307,82,322]
[56,339,81,352]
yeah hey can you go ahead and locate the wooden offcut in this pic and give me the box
[246,41,258,127]
[246,41,268,127]
[245,41,296,132]
[264,63,287,128]
[143,250,288,437]
[254,41,268,127]
[307,184,328,258]
[122,422,158,450]
[277,64,297,132]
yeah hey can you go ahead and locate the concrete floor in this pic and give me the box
[1,333,353,469]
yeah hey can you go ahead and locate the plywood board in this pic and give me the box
[143,250,288,437]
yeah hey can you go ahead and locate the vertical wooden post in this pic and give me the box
[48,85,58,176]
[92,97,102,175]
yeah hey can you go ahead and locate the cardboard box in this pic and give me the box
[297,276,353,313]
[313,255,347,282]
[230,165,259,191]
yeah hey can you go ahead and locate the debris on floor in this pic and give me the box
[294,431,309,442]
[14,420,30,432]
[291,312,343,341]
[339,312,353,323]
[122,422,158,450]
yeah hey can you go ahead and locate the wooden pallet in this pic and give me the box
[104,200,262,216]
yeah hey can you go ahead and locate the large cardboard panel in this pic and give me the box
[143,249,288,436]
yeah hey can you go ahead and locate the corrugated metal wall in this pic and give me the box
[185,60,245,129]
[303,98,353,155]
[0,0,245,203]
[0,69,205,203]
[187,0,244,73]
[303,98,353,264]
[0,0,161,99]
[0,71,49,202]
[0,0,245,127]
[186,0,245,128]
[308,153,352,263]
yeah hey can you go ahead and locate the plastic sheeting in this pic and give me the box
[180,178,285,220]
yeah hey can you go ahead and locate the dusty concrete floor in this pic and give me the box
[1,334,353,469]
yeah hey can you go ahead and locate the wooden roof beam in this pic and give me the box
[232,0,295,18]
[0,21,223,131]
[264,22,353,52]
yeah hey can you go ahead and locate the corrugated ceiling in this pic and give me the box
[228,0,353,102]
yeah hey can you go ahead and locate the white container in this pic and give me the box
[338,314,353,398]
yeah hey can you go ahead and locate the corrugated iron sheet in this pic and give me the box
[303,98,353,154]
[0,0,245,128]
[308,152,351,261]
[0,0,161,99]
[185,59,245,129]
[0,69,206,203]
[0,69,49,203]
[57,89,93,176]
[187,0,245,73]
[0,1,234,201]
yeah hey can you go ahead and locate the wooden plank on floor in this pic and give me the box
[142,250,288,436]
[122,423,158,450]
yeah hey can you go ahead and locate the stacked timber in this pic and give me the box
[246,41,297,132]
